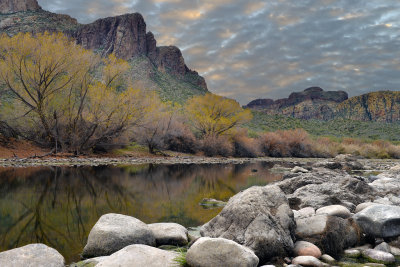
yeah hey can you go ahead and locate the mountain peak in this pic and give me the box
[0,0,41,14]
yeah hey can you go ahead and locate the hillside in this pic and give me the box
[0,0,207,103]
[246,88,400,122]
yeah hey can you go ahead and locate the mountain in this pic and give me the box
[246,88,400,122]
[336,91,400,122]
[0,0,207,103]
[245,87,348,120]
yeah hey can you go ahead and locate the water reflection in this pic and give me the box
[0,162,281,263]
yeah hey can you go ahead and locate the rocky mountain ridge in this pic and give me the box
[0,0,207,102]
[246,88,400,122]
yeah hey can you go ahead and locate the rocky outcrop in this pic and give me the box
[0,0,40,14]
[245,87,348,120]
[200,185,296,263]
[0,243,64,267]
[75,13,148,59]
[336,91,400,122]
[1,3,208,97]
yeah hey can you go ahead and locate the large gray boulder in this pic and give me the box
[82,213,156,258]
[148,222,188,246]
[186,237,259,267]
[200,185,295,263]
[295,214,360,257]
[96,244,178,267]
[354,204,400,238]
[276,168,373,210]
[0,243,64,267]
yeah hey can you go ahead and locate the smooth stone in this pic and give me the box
[320,254,335,263]
[0,243,64,267]
[201,185,295,263]
[361,249,395,264]
[96,244,178,267]
[294,241,322,258]
[295,214,359,257]
[292,256,324,267]
[374,242,391,253]
[148,222,188,246]
[389,245,400,256]
[292,166,309,173]
[316,205,351,219]
[82,213,156,258]
[71,256,108,267]
[344,249,361,258]
[354,204,400,238]
[355,202,377,213]
[186,237,259,267]
[295,207,316,218]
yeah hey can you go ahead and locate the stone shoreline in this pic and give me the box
[0,155,399,169]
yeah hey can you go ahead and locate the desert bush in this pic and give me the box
[200,135,233,157]
[232,130,261,158]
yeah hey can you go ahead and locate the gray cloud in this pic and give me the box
[38,0,400,104]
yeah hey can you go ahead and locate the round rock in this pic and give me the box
[293,241,322,258]
[362,249,395,264]
[355,202,377,213]
[186,237,259,267]
[292,255,324,267]
[0,243,64,267]
[344,249,361,258]
[316,205,351,219]
[148,222,188,246]
[82,213,156,258]
[320,254,335,263]
[96,244,178,267]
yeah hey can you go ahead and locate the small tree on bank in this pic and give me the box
[185,93,252,138]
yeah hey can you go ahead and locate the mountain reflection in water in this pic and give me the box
[0,162,282,263]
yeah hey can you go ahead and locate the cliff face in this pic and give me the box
[0,0,208,98]
[0,0,40,13]
[336,91,400,122]
[246,87,348,120]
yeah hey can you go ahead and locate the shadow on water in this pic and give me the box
[0,162,282,263]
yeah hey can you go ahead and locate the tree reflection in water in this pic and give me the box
[0,162,281,263]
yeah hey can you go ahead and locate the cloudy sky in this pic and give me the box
[37,0,400,104]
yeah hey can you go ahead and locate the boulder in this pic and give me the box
[82,213,155,258]
[295,214,360,257]
[370,177,400,195]
[293,241,322,258]
[361,249,395,264]
[186,237,259,267]
[355,202,377,213]
[291,255,324,267]
[291,166,309,173]
[95,244,178,267]
[354,204,400,238]
[316,205,351,218]
[148,222,188,246]
[374,242,391,253]
[0,243,64,267]
[200,185,295,263]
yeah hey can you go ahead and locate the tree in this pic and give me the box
[185,93,252,138]
[0,32,149,154]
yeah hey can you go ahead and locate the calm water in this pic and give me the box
[0,162,282,263]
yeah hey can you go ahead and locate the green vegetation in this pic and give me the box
[247,112,400,142]
[172,247,189,267]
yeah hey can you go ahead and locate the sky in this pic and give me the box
[37,0,400,104]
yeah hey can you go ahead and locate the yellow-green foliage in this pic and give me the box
[185,93,252,138]
[0,32,155,153]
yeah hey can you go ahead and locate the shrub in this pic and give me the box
[200,135,233,157]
